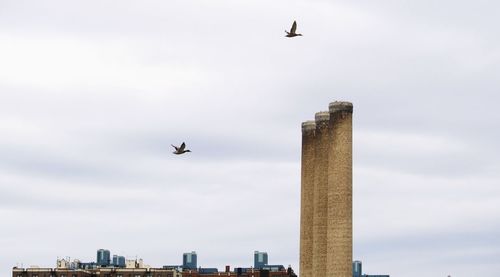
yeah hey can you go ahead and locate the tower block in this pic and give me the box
[327,101,353,277]
[311,111,330,277]
[299,121,316,277]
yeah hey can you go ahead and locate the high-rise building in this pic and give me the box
[351,260,389,277]
[113,255,126,267]
[254,251,268,269]
[353,260,362,277]
[96,249,111,267]
[183,251,197,270]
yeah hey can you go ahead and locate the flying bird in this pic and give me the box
[171,142,191,155]
[285,21,302,37]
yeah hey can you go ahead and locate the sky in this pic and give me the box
[1,0,500,276]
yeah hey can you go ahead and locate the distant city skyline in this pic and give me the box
[45,249,283,270]
[16,248,388,277]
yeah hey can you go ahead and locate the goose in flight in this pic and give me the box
[171,142,191,155]
[285,21,302,37]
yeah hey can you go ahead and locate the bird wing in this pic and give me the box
[171,144,179,151]
[291,21,297,33]
[179,142,186,151]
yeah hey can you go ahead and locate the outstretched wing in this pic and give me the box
[291,21,297,33]
[171,144,179,151]
[179,142,186,151]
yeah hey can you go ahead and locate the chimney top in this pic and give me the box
[302,121,316,132]
[329,101,353,113]
[315,111,330,122]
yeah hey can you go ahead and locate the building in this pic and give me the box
[56,259,70,269]
[112,255,126,267]
[182,252,197,270]
[78,262,98,270]
[56,258,82,270]
[12,267,180,277]
[351,260,389,277]
[253,251,268,269]
[12,265,297,277]
[353,260,362,277]
[198,268,218,274]
[163,265,183,271]
[98,268,179,277]
[126,258,149,269]
[56,249,140,270]
[13,268,91,277]
[260,265,285,272]
[178,267,294,277]
[56,259,68,269]
[96,249,111,267]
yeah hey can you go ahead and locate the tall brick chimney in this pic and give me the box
[299,121,316,277]
[327,101,353,277]
[300,102,353,277]
[311,111,330,277]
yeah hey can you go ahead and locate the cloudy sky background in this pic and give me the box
[1,0,500,276]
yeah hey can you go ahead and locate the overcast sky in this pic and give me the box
[1,1,500,276]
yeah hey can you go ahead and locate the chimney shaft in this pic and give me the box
[327,101,353,277]
[311,111,330,277]
[299,121,316,277]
